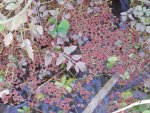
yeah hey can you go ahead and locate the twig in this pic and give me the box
[63,53,76,64]
[35,68,66,92]
[112,99,150,113]
[38,0,53,5]
[83,75,119,113]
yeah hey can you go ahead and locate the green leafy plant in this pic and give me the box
[34,93,45,101]
[143,110,150,113]
[17,106,30,113]
[55,75,74,93]
[106,56,118,69]
[121,71,130,80]
[121,102,127,107]
[121,90,133,99]
[58,110,63,113]
[49,17,70,37]
[0,24,4,32]
[133,105,150,113]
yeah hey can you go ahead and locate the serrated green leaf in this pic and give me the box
[48,17,57,25]
[107,56,118,69]
[139,105,147,112]
[106,62,113,69]
[121,102,127,107]
[143,110,150,113]
[59,63,65,69]
[58,110,63,113]
[121,91,133,99]
[57,19,69,34]
[0,24,4,32]
[35,93,45,101]
[65,86,72,93]
[23,106,30,112]
[55,81,63,87]
[0,77,4,82]
[123,71,130,79]
[121,71,130,80]
[66,78,74,86]
[125,91,132,98]
[132,106,139,111]
[108,56,118,64]
[145,18,150,24]
[61,75,66,85]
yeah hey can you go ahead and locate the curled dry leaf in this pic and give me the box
[4,32,13,46]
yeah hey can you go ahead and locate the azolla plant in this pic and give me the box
[0,0,149,113]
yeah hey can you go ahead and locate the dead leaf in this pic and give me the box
[64,46,77,55]
[45,50,52,66]
[67,60,73,71]
[56,53,66,65]
[4,32,13,46]
[76,62,86,72]
[25,39,34,61]
[71,55,82,61]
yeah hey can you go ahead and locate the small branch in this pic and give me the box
[35,68,66,92]
[112,99,150,113]
[62,53,76,64]
[37,0,53,5]
[83,75,119,113]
